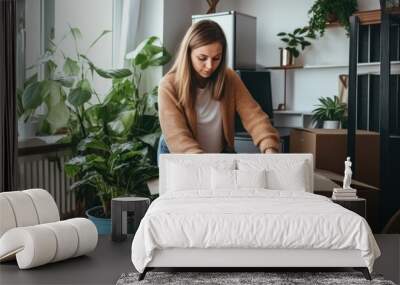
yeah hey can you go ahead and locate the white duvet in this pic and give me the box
[131,190,380,273]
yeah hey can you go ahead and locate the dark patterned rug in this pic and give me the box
[116,271,396,285]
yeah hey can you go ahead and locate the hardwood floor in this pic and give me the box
[0,235,399,285]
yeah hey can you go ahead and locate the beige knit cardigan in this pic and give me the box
[158,68,280,153]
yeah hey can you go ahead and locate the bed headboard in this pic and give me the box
[159,153,314,196]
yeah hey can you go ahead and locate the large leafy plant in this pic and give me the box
[312,96,347,125]
[308,0,358,37]
[18,27,115,134]
[65,36,171,218]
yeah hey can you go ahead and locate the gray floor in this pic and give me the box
[1,235,399,285]
[0,235,135,285]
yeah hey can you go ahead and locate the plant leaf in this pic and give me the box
[68,84,91,107]
[46,100,70,132]
[80,54,132,78]
[77,137,109,152]
[53,73,75,88]
[138,133,160,148]
[46,81,62,106]
[22,81,50,110]
[293,28,302,35]
[125,36,158,60]
[63,57,80,76]
[89,30,111,49]
[108,110,136,135]
[69,26,82,41]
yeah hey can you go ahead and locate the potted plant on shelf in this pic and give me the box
[277,26,315,66]
[308,0,358,37]
[312,96,347,129]
[380,0,400,12]
[65,36,171,235]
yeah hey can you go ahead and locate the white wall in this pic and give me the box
[134,0,164,94]
[163,0,204,74]
[164,0,379,111]
[54,0,113,101]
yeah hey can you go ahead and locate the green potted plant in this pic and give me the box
[277,26,315,66]
[308,0,358,37]
[312,96,347,129]
[380,0,400,12]
[16,26,113,138]
[65,36,171,234]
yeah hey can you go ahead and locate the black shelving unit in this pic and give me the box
[348,5,400,231]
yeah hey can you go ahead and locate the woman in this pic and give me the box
[157,20,279,160]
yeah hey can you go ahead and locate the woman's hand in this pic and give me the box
[264,148,277,154]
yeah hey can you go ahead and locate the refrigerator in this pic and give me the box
[192,11,257,69]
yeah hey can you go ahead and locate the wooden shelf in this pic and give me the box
[265,65,303,70]
[326,21,342,28]
[274,110,313,115]
[354,9,381,25]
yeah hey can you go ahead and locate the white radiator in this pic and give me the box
[18,150,76,216]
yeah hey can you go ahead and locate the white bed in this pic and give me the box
[131,154,380,280]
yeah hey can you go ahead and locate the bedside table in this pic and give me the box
[331,197,366,219]
[111,197,150,242]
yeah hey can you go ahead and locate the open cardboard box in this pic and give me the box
[290,128,380,188]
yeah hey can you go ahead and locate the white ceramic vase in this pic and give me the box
[323,120,340,129]
[18,118,39,139]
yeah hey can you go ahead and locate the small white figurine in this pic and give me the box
[343,157,353,190]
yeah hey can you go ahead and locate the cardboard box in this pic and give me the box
[290,128,380,187]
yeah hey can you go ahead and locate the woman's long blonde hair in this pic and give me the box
[170,20,227,108]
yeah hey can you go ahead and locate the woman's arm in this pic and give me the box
[158,75,204,153]
[231,70,280,153]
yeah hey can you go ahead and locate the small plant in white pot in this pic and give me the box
[312,96,347,129]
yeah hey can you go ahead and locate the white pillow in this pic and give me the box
[265,162,307,191]
[211,168,236,190]
[237,158,310,192]
[211,168,267,190]
[167,160,235,192]
[237,169,267,189]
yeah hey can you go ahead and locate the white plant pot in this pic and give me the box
[18,118,39,139]
[323,120,340,129]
